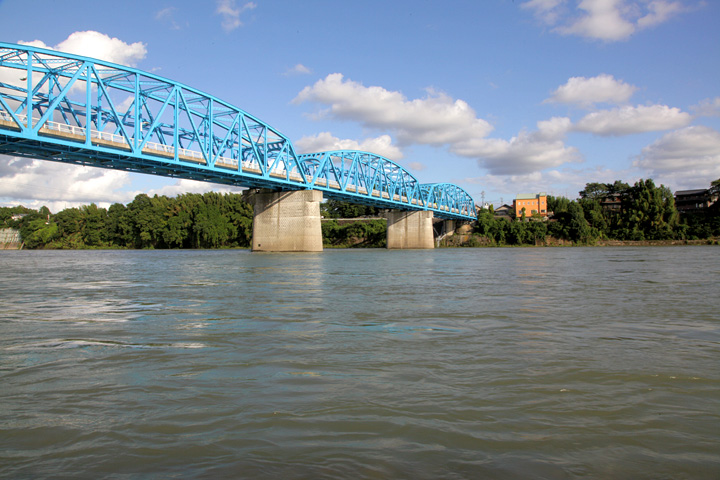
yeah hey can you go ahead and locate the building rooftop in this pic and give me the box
[675,189,708,196]
[515,193,547,200]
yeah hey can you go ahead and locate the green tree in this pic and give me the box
[475,209,510,245]
[619,179,678,240]
[173,193,205,248]
[54,207,84,238]
[475,209,494,236]
[38,205,51,219]
[567,201,592,243]
[126,194,167,248]
[322,199,379,218]
[547,216,569,240]
[526,220,547,244]
[321,219,342,245]
[579,182,610,201]
[162,197,193,248]
[547,195,570,214]
[321,219,386,247]
[608,180,630,196]
[193,200,234,248]
[107,203,133,247]
[710,178,720,196]
[21,217,59,248]
[81,203,108,247]
[0,207,11,227]
[579,198,608,238]
[219,192,253,247]
[506,221,530,245]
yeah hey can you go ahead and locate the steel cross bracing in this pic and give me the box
[0,42,476,220]
[297,151,476,217]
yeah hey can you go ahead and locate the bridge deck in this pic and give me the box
[2,113,461,212]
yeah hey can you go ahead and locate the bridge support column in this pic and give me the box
[249,189,323,252]
[386,210,434,249]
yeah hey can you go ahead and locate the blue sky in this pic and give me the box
[1,0,719,211]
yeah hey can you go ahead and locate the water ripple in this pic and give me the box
[0,248,718,479]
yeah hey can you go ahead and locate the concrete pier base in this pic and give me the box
[386,210,434,249]
[249,189,323,252]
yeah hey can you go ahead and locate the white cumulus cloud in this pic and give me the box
[20,31,147,66]
[450,117,579,175]
[547,74,637,107]
[156,7,182,30]
[0,157,245,211]
[2,32,146,97]
[294,132,403,160]
[575,104,692,136]
[634,126,720,189]
[557,0,635,41]
[464,164,638,203]
[284,64,312,76]
[453,129,582,176]
[536,116,574,139]
[1,32,151,211]
[293,73,494,146]
[294,74,585,175]
[0,158,135,211]
[637,1,687,29]
[520,0,567,24]
[691,97,720,117]
[522,0,693,42]
[216,0,256,32]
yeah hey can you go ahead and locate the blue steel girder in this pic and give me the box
[420,183,476,219]
[0,42,476,220]
[296,150,474,219]
[0,42,308,189]
[298,150,422,208]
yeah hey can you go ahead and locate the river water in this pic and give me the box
[1,247,718,479]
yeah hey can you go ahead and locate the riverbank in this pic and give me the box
[595,238,720,246]
[439,233,720,248]
[0,228,22,249]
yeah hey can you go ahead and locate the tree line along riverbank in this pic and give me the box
[2,179,719,250]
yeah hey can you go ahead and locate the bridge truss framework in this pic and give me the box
[0,42,476,222]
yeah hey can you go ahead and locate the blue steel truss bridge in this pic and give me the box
[0,42,476,221]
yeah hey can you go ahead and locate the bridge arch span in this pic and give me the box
[0,41,476,221]
[297,149,424,208]
[1,42,478,250]
[0,41,307,189]
[420,183,477,218]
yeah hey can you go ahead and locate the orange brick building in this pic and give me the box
[513,193,547,218]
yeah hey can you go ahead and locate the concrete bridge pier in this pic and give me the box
[442,219,456,236]
[386,210,434,249]
[247,189,323,252]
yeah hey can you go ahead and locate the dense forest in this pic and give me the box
[2,178,718,249]
[1,192,254,249]
[0,193,388,249]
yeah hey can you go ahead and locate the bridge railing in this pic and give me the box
[1,110,232,167]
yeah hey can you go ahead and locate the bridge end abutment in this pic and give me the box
[247,189,323,252]
[386,210,434,249]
